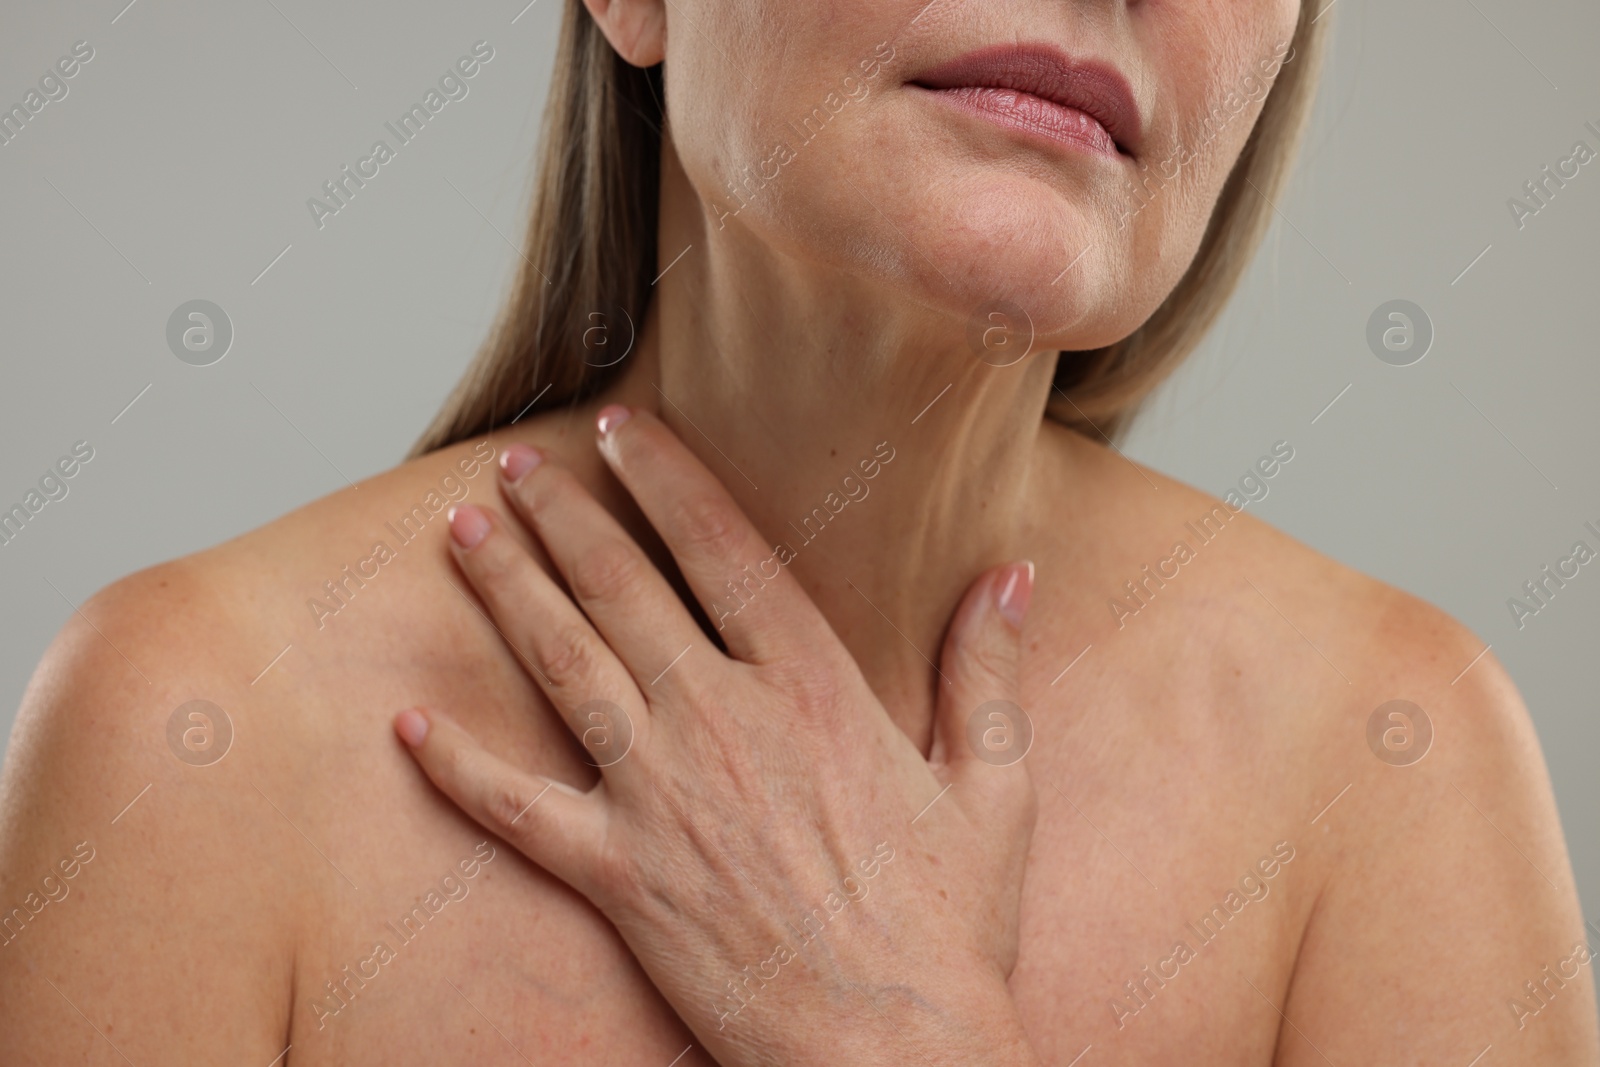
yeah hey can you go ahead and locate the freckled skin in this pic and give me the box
[2,418,1590,1064]
[1,0,1594,1063]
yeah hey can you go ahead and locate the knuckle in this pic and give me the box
[955,636,1017,692]
[540,621,602,685]
[672,494,747,560]
[441,739,478,780]
[765,654,849,720]
[567,539,645,607]
[459,532,539,613]
[484,778,536,832]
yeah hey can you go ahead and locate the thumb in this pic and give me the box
[931,561,1034,785]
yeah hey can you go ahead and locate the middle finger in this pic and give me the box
[494,444,713,696]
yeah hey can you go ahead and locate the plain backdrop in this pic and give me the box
[2,0,1596,1015]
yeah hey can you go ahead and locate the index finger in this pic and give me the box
[593,405,829,664]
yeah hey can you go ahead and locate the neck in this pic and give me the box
[604,141,1059,745]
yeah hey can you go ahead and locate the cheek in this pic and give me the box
[666,0,889,209]
[1118,3,1301,290]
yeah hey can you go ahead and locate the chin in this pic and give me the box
[853,163,1154,349]
[716,113,1173,352]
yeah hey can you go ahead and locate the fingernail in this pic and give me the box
[499,444,543,484]
[394,708,430,747]
[596,404,632,437]
[997,560,1034,628]
[447,504,490,549]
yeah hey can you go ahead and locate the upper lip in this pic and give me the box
[912,43,1143,157]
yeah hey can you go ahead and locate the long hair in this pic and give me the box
[409,2,1329,457]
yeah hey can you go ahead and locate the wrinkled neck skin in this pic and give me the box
[607,134,1062,748]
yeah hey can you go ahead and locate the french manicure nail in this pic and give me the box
[997,560,1034,628]
[394,708,430,747]
[499,444,543,484]
[596,404,632,437]
[447,504,490,549]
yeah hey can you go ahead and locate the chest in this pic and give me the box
[276,653,1311,1067]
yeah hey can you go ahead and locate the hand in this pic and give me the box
[394,406,1041,1066]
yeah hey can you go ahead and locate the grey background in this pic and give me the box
[1,0,1595,1004]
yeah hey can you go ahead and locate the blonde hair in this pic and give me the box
[410,1,1328,457]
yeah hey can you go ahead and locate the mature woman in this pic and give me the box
[2,0,1594,1063]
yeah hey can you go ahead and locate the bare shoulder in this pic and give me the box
[0,425,528,821]
[0,408,606,923]
[0,431,513,1060]
[1052,428,1597,1060]
[0,546,299,1058]
[2,428,497,783]
[1234,513,1599,1061]
[1045,422,1536,743]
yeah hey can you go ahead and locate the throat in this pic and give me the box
[604,296,1056,749]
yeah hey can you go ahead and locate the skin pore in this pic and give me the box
[1,0,1596,1063]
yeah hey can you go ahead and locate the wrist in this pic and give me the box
[759,963,1037,1067]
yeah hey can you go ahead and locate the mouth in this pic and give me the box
[910,43,1142,160]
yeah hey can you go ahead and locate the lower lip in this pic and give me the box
[915,85,1121,159]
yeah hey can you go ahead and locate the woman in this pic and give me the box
[1,0,1594,1062]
